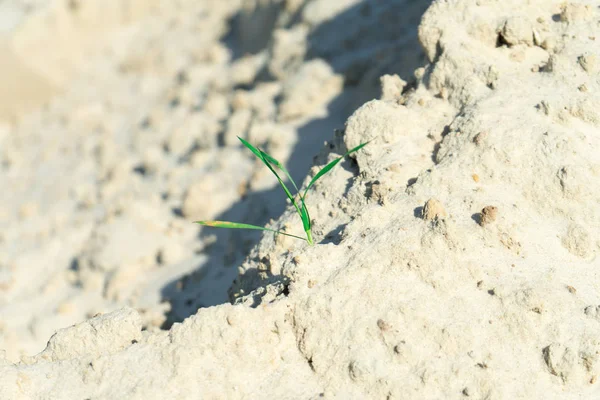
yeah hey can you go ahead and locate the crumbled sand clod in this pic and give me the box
[479,206,498,226]
[422,198,448,221]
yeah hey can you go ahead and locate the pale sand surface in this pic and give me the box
[0,38,56,120]
[0,1,599,399]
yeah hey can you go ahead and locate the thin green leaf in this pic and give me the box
[259,153,314,237]
[302,141,371,199]
[299,197,311,232]
[260,150,299,193]
[238,136,303,220]
[195,220,307,242]
[262,155,303,216]
[237,136,264,161]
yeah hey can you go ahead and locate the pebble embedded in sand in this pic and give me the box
[369,181,390,205]
[376,319,391,332]
[479,206,498,226]
[473,131,488,146]
[578,54,597,73]
[439,87,449,100]
[584,305,600,321]
[422,198,447,221]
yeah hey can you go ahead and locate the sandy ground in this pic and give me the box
[1,0,600,398]
[0,38,56,120]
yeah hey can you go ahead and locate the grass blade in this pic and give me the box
[195,220,307,242]
[238,136,304,221]
[299,198,312,243]
[261,153,302,215]
[237,136,264,161]
[260,150,299,193]
[258,149,309,233]
[228,137,369,246]
[302,141,371,199]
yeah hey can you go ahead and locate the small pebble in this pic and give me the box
[422,198,447,221]
[479,206,498,226]
[377,319,391,331]
[473,131,488,146]
[578,54,598,73]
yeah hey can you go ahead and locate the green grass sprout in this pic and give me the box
[195,137,370,245]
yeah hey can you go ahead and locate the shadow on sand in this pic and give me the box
[160,0,432,327]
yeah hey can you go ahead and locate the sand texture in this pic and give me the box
[1,0,600,398]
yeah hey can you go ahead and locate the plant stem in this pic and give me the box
[306,229,314,246]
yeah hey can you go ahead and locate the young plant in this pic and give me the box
[195,137,369,245]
